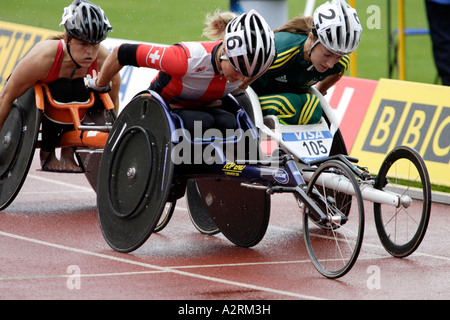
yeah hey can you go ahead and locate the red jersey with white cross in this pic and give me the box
[134,41,240,108]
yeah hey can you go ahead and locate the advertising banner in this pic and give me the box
[0,21,55,91]
[351,78,450,186]
[325,76,378,151]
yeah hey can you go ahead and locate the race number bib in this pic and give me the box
[282,129,333,164]
[226,30,247,57]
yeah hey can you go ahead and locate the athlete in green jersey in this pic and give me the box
[251,0,362,125]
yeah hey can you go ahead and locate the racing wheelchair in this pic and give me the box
[96,85,431,279]
[0,82,116,210]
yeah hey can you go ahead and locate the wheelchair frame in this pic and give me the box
[0,79,431,279]
[96,87,431,278]
[0,82,116,210]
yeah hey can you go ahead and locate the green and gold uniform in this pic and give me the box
[251,32,350,125]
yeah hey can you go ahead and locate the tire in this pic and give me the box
[97,93,175,252]
[303,160,364,278]
[374,146,431,257]
[0,88,41,211]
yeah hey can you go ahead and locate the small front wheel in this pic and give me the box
[302,160,365,278]
[374,146,431,257]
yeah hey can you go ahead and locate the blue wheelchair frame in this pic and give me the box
[151,90,308,189]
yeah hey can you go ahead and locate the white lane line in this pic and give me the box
[27,174,94,192]
[0,270,166,281]
[0,231,325,300]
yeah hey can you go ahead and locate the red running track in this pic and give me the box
[1,154,449,301]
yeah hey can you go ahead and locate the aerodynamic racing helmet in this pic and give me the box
[60,0,112,44]
[224,9,276,78]
[313,0,362,55]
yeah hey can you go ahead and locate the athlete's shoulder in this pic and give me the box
[275,32,307,47]
[31,39,60,57]
[269,33,306,71]
[179,41,221,57]
[336,54,350,72]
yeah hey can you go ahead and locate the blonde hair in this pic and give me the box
[274,16,314,35]
[48,33,65,40]
[202,10,237,40]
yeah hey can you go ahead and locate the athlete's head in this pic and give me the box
[61,0,112,44]
[223,9,276,79]
[311,0,362,56]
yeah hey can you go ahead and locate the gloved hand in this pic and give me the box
[84,74,111,93]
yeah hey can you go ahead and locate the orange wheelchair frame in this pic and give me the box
[33,82,115,150]
[0,82,116,210]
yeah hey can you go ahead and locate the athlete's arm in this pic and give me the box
[97,44,121,112]
[0,40,56,129]
[95,43,189,91]
[95,45,123,89]
[315,73,342,95]
[315,54,349,95]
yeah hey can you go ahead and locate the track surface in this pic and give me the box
[1,154,449,301]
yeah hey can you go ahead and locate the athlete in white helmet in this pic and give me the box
[252,0,362,125]
[86,9,276,136]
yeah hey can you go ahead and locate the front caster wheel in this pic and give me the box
[302,160,364,279]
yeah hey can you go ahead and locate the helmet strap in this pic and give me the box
[217,44,226,75]
[308,39,320,58]
[66,37,82,78]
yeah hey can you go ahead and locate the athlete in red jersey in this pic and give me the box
[41,39,98,84]
[87,9,276,136]
[0,0,120,172]
[134,40,243,108]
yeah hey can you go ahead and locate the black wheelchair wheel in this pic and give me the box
[186,180,220,235]
[374,145,431,258]
[78,106,116,192]
[153,201,176,233]
[97,92,174,252]
[0,87,41,211]
[193,178,271,248]
[78,151,102,191]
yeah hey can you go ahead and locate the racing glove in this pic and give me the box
[84,74,111,93]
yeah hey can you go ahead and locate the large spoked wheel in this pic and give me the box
[0,88,41,211]
[374,145,431,258]
[303,160,364,279]
[97,92,174,252]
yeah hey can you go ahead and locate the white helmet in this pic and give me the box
[312,0,362,55]
[224,9,276,78]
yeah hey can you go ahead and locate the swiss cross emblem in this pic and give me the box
[147,50,161,64]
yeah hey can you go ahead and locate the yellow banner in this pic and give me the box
[0,21,57,91]
[351,78,450,187]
